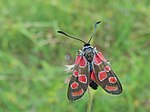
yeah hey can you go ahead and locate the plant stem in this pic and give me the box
[87,87,93,112]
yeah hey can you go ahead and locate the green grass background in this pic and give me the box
[0,0,150,112]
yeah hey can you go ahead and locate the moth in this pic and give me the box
[58,21,122,101]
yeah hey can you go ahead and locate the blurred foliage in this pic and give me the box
[0,0,150,112]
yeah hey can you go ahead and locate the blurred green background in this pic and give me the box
[0,0,150,112]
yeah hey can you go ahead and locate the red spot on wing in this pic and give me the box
[109,77,117,84]
[72,89,84,96]
[97,52,107,62]
[79,56,87,67]
[70,82,79,89]
[98,71,107,81]
[93,54,102,65]
[78,75,87,84]
[91,71,96,81]
[105,85,118,91]
[75,55,81,65]
[105,66,111,72]
[73,70,78,77]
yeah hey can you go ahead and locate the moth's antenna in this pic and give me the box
[57,31,86,44]
[88,21,101,44]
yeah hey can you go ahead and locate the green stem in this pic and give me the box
[87,87,93,112]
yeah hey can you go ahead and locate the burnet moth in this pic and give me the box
[58,21,122,101]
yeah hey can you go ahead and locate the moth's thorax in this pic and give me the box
[82,45,94,63]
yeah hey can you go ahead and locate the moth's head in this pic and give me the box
[83,43,93,53]
[82,45,94,62]
[83,45,93,52]
[84,43,90,47]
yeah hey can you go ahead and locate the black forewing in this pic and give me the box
[93,60,122,95]
[67,56,90,101]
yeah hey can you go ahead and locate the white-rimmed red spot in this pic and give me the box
[93,54,102,65]
[70,82,79,89]
[72,89,84,96]
[75,55,81,65]
[105,66,111,72]
[78,75,87,84]
[98,71,107,81]
[79,56,87,68]
[97,52,107,62]
[105,85,118,91]
[109,77,117,84]
[73,70,78,77]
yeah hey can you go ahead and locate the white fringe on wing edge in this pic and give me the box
[64,64,75,72]
[64,64,74,84]
[64,75,71,84]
